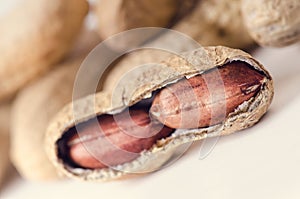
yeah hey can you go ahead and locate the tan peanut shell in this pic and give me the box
[11,58,82,181]
[95,0,253,50]
[242,0,300,47]
[10,30,101,181]
[95,0,178,43]
[0,0,88,102]
[0,103,10,187]
[173,0,253,48]
[46,46,274,181]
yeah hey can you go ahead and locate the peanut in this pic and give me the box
[150,62,264,129]
[242,0,300,47]
[94,0,179,50]
[63,62,264,169]
[10,30,101,181]
[63,109,173,169]
[47,47,273,180]
[0,0,88,102]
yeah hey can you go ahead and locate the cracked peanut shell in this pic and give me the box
[46,46,273,181]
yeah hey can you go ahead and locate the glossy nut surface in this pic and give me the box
[65,109,173,169]
[150,62,265,129]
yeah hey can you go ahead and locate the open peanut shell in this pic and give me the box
[46,46,273,181]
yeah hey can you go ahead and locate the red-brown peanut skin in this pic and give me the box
[150,62,265,129]
[67,109,173,169]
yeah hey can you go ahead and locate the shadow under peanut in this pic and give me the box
[271,73,300,112]
[0,165,20,194]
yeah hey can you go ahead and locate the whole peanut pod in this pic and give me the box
[46,46,273,181]
[11,57,82,181]
[95,0,197,50]
[94,0,180,49]
[95,0,253,50]
[242,0,300,47]
[95,0,184,33]
[11,30,101,181]
[0,0,88,102]
[173,0,253,48]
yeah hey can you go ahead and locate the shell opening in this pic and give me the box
[56,61,267,171]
